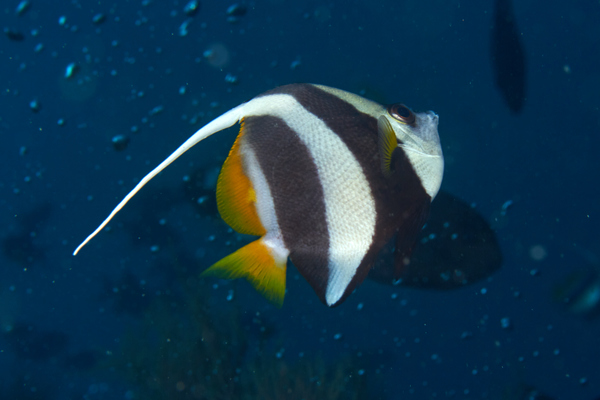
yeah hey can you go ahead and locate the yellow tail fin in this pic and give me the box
[201,239,287,307]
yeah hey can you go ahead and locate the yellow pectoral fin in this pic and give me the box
[377,116,398,177]
[216,121,266,236]
[201,239,287,307]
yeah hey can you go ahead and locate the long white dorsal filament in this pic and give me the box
[73,103,246,256]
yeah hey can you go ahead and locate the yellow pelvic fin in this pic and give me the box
[377,116,398,176]
[216,120,266,236]
[201,239,287,307]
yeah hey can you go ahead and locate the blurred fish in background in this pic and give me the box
[491,0,526,113]
[369,191,502,289]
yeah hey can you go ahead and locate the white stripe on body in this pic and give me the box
[243,94,377,306]
[241,146,290,266]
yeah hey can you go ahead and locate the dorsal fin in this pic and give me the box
[72,103,247,255]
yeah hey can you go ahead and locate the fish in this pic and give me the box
[73,84,444,307]
[369,190,502,289]
[491,0,526,113]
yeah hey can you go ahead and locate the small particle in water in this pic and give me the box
[29,99,41,112]
[225,73,238,84]
[197,195,209,205]
[58,16,67,26]
[179,86,186,95]
[92,13,106,25]
[203,43,230,68]
[290,59,301,70]
[530,268,539,277]
[34,43,44,52]
[16,1,30,16]
[579,377,588,386]
[500,317,512,330]
[4,27,25,41]
[57,118,65,126]
[333,333,342,340]
[149,105,164,116]
[111,135,130,151]
[529,245,547,261]
[150,245,160,253]
[480,287,487,295]
[226,289,234,301]
[357,369,365,376]
[500,199,513,216]
[357,303,363,311]
[227,3,247,17]
[184,0,200,16]
[179,19,191,36]
[19,146,27,156]
[65,62,78,78]
[460,331,473,340]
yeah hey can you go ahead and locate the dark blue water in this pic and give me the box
[1,1,599,399]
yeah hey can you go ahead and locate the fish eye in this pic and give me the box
[388,104,416,125]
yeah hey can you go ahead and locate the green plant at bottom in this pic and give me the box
[107,279,368,400]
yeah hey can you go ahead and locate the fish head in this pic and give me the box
[384,104,444,199]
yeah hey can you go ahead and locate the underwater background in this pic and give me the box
[1,0,599,399]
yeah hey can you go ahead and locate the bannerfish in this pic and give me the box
[73,84,444,307]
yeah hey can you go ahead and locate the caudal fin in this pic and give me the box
[201,238,287,307]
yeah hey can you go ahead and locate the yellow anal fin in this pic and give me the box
[377,116,398,177]
[201,239,287,307]
[216,120,266,236]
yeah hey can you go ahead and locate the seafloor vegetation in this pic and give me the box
[107,275,368,400]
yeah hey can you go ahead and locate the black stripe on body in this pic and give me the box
[259,84,431,306]
[241,115,331,301]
